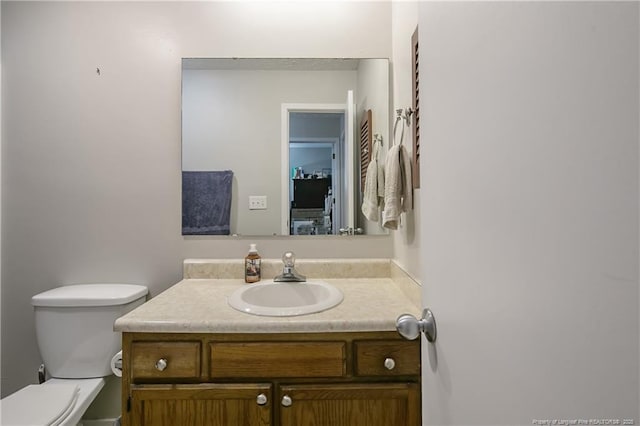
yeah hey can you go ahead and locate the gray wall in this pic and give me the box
[356,59,389,235]
[290,112,344,140]
[390,1,421,280]
[290,147,333,175]
[1,0,393,407]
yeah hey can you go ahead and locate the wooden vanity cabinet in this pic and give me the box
[121,332,421,426]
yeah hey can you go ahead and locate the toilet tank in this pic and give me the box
[31,284,148,379]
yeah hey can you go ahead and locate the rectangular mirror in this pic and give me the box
[182,58,389,236]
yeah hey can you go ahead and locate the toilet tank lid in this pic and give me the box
[32,284,148,307]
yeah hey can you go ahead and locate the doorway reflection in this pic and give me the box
[289,112,344,235]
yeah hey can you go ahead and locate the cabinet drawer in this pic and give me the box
[354,340,420,376]
[210,342,346,378]
[131,341,201,380]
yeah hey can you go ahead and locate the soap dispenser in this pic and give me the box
[244,244,261,283]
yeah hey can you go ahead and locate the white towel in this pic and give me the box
[377,158,385,203]
[361,144,385,222]
[362,159,379,221]
[382,143,413,229]
[399,143,413,212]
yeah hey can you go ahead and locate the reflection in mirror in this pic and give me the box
[288,112,343,235]
[181,58,389,236]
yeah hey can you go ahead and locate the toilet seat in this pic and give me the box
[1,378,104,426]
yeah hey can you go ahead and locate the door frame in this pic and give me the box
[281,103,346,235]
[289,139,340,235]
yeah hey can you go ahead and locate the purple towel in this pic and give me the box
[182,171,233,235]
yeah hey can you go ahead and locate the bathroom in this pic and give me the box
[1,1,638,425]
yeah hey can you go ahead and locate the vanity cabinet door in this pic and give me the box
[278,383,420,426]
[129,383,272,426]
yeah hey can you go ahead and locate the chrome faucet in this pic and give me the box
[273,251,306,282]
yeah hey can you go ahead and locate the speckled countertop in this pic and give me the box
[114,259,422,334]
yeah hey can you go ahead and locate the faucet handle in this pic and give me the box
[274,251,306,282]
[282,251,296,267]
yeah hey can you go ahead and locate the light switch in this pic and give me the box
[249,195,267,210]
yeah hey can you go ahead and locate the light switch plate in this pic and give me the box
[249,195,267,210]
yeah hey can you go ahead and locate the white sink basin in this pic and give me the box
[228,281,343,317]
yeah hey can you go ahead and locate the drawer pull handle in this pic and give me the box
[256,393,268,406]
[281,395,292,407]
[384,357,396,370]
[155,358,168,371]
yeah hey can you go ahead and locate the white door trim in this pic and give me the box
[280,103,345,235]
[289,137,341,235]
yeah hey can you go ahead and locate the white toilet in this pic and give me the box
[1,283,148,426]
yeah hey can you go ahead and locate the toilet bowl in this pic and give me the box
[1,283,148,426]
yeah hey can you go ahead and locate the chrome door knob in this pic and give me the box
[396,308,437,342]
[281,395,292,407]
[256,393,268,406]
[384,357,396,370]
[155,358,168,371]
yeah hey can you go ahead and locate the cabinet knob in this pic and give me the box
[155,358,168,371]
[256,393,268,406]
[384,357,396,370]
[281,395,292,407]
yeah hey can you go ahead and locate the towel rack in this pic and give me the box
[366,134,383,153]
[393,108,414,146]
[397,107,414,124]
[393,110,405,146]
